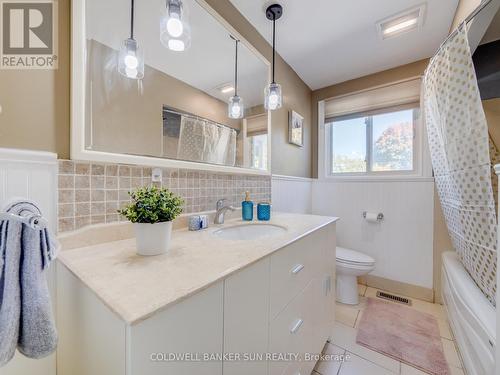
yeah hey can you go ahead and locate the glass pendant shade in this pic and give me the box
[118,38,144,79]
[228,95,244,119]
[264,82,282,110]
[160,0,191,52]
[264,4,283,111]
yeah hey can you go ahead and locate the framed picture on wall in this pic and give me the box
[289,110,304,147]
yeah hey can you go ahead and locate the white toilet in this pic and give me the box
[336,247,375,305]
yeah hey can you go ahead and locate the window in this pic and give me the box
[326,107,419,175]
[249,134,268,170]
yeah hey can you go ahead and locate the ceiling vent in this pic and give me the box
[377,4,426,40]
[215,83,235,94]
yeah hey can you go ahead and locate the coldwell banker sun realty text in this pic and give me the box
[0,0,58,69]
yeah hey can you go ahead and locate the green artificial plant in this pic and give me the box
[118,185,184,224]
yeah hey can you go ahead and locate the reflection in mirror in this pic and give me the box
[84,0,269,171]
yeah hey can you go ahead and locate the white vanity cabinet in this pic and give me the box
[268,224,336,375]
[57,264,224,375]
[57,221,336,375]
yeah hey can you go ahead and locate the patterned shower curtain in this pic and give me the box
[177,116,237,166]
[423,25,497,305]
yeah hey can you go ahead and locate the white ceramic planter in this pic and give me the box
[134,221,173,256]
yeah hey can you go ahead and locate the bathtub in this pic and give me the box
[441,251,496,375]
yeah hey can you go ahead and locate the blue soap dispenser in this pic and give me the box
[242,191,254,221]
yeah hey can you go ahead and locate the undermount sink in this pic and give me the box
[213,223,287,241]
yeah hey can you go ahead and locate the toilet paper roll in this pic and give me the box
[364,212,379,223]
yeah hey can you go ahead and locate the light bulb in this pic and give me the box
[160,0,190,52]
[125,67,138,78]
[228,96,244,119]
[265,82,282,111]
[231,103,241,118]
[124,53,138,69]
[118,38,144,79]
[168,39,185,51]
[167,14,183,37]
[268,93,279,109]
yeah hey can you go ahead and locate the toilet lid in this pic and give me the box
[336,247,375,265]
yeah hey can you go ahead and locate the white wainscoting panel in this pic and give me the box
[312,179,435,289]
[0,148,57,375]
[272,175,313,214]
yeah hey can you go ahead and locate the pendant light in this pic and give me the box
[228,36,244,119]
[118,0,144,79]
[160,0,191,52]
[264,4,283,111]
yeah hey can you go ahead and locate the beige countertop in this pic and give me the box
[57,213,338,325]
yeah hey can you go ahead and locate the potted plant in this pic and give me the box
[119,186,183,256]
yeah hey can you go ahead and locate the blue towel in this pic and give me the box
[0,200,58,366]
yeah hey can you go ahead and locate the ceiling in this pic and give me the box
[86,0,268,107]
[229,0,459,90]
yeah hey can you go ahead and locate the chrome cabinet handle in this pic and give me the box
[290,318,304,334]
[291,264,304,274]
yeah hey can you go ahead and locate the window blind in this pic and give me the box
[324,78,422,119]
[246,114,268,136]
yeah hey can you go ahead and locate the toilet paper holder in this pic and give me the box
[362,211,384,221]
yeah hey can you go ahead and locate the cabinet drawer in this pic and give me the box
[269,280,315,375]
[270,233,322,318]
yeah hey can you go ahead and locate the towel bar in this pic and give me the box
[0,212,48,230]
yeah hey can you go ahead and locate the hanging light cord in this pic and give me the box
[272,16,276,84]
[234,39,239,96]
[130,0,135,40]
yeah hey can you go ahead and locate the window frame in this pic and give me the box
[325,103,422,178]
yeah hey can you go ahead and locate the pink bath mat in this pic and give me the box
[356,297,450,375]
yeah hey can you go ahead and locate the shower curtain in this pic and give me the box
[177,116,237,166]
[423,25,497,305]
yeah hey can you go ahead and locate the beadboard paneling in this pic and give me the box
[272,175,312,214]
[312,179,434,289]
[0,148,57,375]
[0,148,57,230]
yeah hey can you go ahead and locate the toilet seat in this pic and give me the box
[336,246,375,266]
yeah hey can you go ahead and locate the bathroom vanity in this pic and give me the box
[56,213,337,375]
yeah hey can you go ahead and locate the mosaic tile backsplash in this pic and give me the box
[58,160,271,233]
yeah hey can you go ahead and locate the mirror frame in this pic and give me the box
[71,0,272,175]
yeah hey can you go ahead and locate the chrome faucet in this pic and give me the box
[214,199,235,224]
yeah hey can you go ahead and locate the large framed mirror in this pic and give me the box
[71,0,271,175]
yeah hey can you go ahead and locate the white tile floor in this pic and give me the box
[312,285,466,375]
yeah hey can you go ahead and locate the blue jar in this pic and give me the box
[257,202,271,221]
[242,191,254,221]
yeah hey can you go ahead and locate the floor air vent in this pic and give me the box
[376,291,412,306]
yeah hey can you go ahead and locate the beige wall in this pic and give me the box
[451,0,482,30]
[205,0,313,178]
[0,0,70,158]
[88,40,242,159]
[0,0,312,178]
[484,98,500,147]
[310,59,458,302]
